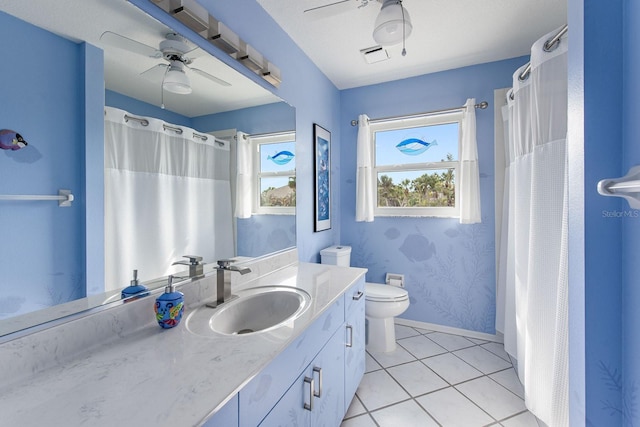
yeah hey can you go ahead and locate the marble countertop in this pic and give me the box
[0,262,366,427]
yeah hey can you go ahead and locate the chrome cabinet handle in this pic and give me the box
[303,376,314,411]
[352,291,364,301]
[312,366,323,398]
[346,324,353,348]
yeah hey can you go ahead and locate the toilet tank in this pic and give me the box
[320,245,352,267]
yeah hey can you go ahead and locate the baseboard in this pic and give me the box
[394,318,503,343]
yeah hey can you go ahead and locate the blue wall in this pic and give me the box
[623,2,640,426]
[339,57,527,334]
[0,12,103,316]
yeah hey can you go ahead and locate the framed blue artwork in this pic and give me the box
[314,123,331,232]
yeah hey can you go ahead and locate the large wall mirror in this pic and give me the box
[0,0,296,338]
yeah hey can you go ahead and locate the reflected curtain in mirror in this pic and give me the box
[104,107,234,289]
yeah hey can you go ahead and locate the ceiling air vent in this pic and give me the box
[360,45,389,64]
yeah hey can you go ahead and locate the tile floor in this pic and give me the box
[341,324,544,427]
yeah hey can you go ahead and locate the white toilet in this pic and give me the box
[320,245,410,353]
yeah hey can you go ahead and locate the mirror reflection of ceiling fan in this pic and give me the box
[100,31,231,95]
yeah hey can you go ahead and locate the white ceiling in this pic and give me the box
[1,0,568,114]
[257,0,568,90]
[0,0,280,118]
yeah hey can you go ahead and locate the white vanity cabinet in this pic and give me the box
[235,276,366,427]
[344,278,366,410]
[259,327,345,427]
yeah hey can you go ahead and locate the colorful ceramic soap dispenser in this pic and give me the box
[121,269,149,300]
[154,275,184,329]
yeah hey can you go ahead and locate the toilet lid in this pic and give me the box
[365,282,409,302]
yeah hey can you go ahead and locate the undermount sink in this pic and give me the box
[186,286,311,337]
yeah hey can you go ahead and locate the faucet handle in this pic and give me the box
[183,255,203,265]
[217,259,233,269]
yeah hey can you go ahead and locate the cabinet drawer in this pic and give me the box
[239,297,344,427]
[344,276,365,316]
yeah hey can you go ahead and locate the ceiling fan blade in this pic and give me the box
[303,0,355,20]
[100,31,163,58]
[140,63,169,81]
[189,67,232,87]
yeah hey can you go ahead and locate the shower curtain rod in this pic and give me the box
[235,130,296,140]
[123,113,209,141]
[350,101,488,126]
[516,24,568,83]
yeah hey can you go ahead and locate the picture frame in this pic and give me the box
[314,123,331,232]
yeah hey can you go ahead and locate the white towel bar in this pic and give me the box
[0,189,74,207]
[598,165,640,209]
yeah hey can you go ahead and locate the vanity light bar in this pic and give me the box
[169,0,209,33]
[147,0,282,87]
[262,62,282,87]
[208,17,240,55]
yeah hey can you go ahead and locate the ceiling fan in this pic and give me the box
[100,31,231,95]
[303,0,412,52]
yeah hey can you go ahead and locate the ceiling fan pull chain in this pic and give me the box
[401,1,407,56]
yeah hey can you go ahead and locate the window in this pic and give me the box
[253,132,296,214]
[372,111,462,217]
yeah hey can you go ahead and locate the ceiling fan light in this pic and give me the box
[373,0,413,46]
[163,62,192,94]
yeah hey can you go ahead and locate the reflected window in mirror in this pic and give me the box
[254,132,296,215]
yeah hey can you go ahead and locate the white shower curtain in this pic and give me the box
[104,107,234,290]
[497,27,569,426]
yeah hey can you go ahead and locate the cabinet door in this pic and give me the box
[260,328,345,427]
[202,394,239,427]
[344,280,366,412]
[259,369,312,427]
[310,328,345,427]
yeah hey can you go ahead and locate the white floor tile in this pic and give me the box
[501,411,541,427]
[416,387,494,427]
[422,352,483,385]
[453,346,513,374]
[387,361,448,396]
[345,395,367,419]
[395,324,421,339]
[414,327,434,334]
[356,370,410,410]
[365,352,382,373]
[340,414,378,427]
[481,342,512,362]
[467,337,490,345]
[398,335,447,359]
[368,345,416,368]
[456,376,526,420]
[490,368,525,399]
[427,332,476,351]
[371,400,439,427]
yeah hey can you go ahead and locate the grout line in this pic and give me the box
[347,325,530,427]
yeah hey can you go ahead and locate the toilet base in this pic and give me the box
[366,316,397,353]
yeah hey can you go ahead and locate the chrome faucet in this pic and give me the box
[207,259,251,307]
[172,255,204,278]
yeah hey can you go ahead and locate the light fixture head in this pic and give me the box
[373,0,413,46]
[163,60,192,94]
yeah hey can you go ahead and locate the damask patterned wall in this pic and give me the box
[339,57,527,334]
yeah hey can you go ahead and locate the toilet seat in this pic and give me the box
[365,282,409,303]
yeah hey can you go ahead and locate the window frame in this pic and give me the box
[372,111,462,218]
[252,132,296,215]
